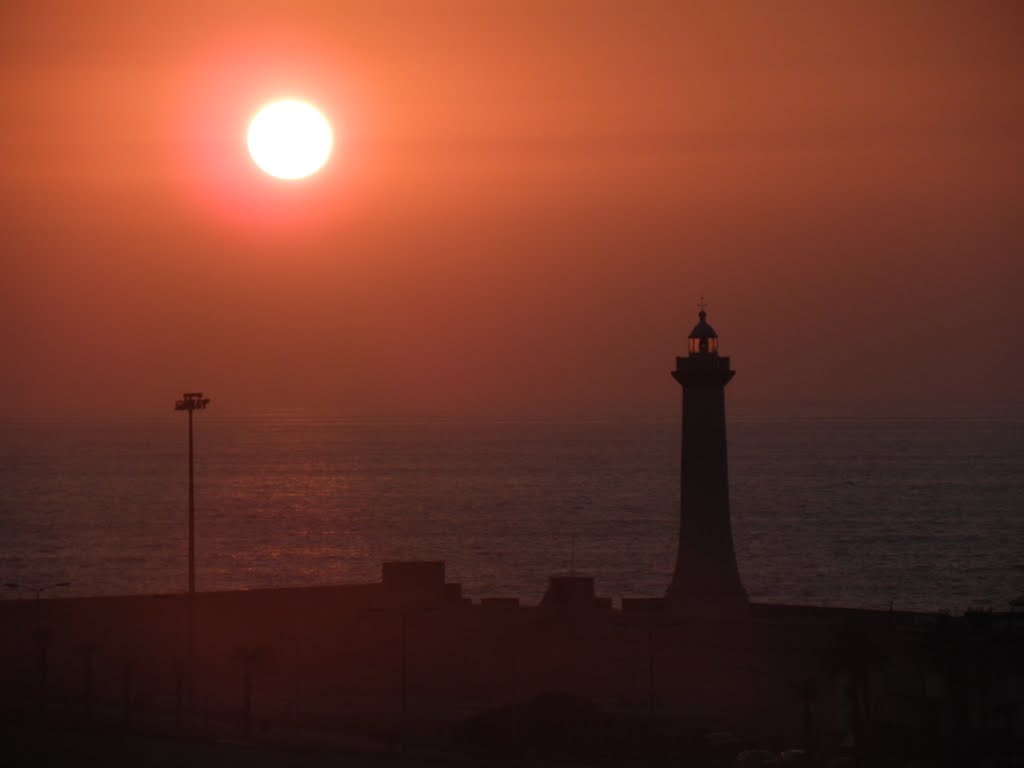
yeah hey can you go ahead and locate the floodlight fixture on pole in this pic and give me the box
[175,392,210,595]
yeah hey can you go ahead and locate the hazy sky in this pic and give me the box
[1,1,1021,417]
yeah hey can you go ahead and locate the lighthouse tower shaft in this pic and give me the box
[666,311,748,620]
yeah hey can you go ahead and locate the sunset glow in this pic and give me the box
[0,3,1021,416]
[247,100,333,180]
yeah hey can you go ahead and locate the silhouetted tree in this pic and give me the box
[121,657,135,726]
[72,642,96,720]
[228,644,273,738]
[829,622,884,766]
[795,678,818,752]
[171,655,185,733]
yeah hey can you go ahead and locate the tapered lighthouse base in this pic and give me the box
[665,309,749,623]
[666,586,749,622]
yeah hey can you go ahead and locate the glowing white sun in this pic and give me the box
[247,100,333,180]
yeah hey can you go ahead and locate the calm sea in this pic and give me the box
[0,416,1021,614]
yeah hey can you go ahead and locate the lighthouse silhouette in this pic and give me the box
[666,304,749,620]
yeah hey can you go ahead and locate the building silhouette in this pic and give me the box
[666,307,748,619]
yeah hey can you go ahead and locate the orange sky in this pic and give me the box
[1,1,1022,417]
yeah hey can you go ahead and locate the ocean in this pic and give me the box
[0,416,1021,614]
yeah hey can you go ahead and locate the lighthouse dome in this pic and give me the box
[688,310,719,355]
[689,310,717,339]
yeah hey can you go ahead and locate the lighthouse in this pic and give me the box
[666,305,748,620]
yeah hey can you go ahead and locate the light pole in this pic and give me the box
[175,391,209,735]
[174,392,210,595]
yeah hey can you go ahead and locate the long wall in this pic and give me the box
[1,564,1020,759]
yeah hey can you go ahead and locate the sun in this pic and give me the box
[247,100,333,180]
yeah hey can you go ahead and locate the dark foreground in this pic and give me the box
[1,570,1022,767]
[0,710,825,768]
[1,714,473,768]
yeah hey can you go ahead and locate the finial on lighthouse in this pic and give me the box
[688,296,719,356]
